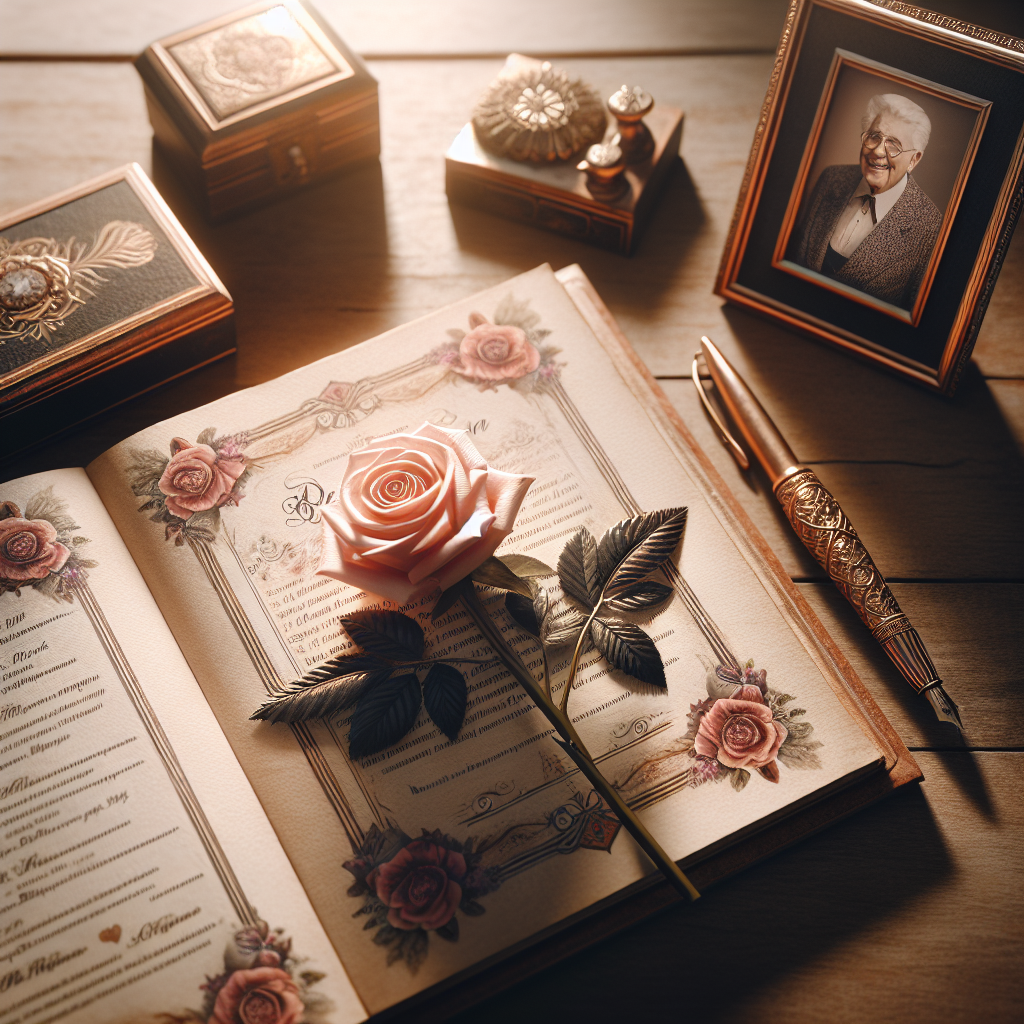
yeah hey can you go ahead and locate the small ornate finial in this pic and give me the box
[473,59,607,163]
[607,84,655,164]
[577,136,628,200]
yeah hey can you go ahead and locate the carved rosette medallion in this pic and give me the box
[472,60,607,163]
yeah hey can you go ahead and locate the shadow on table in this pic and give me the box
[446,784,949,1024]
[150,146,393,368]
[447,157,705,300]
[717,305,1024,583]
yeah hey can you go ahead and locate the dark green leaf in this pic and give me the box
[423,663,467,743]
[250,669,387,723]
[460,899,486,916]
[557,527,600,608]
[471,556,533,598]
[196,426,217,446]
[293,653,390,684]
[543,620,587,648]
[589,618,666,688]
[603,580,674,613]
[505,591,540,636]
[598,508,687,594]
[349,673,423,758]
[497,553,555,578]
[730,768,751,792]
[435,917,459,941]
[342,610,425,660]
[431,583,464,622]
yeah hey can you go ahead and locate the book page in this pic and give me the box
[0,469,365,1024]
[88,265,883,1011]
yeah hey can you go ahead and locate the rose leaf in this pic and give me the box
[603,580,675,614]
[589,618,666,688]
[730,768,751,792]
[557,527,600,608]
[341,610,425,660]
[435,918,460,942]
[249,669,386,724]
[460,899,486,916]
[423,663,468,743]
[541,603,587,647]
[596,508,688,592]
[496,553,555,579]
[293,653,392,684]
[505,591,540,637]
[470,556,533,598]
[349,673,423,759]
[431,584,464,622]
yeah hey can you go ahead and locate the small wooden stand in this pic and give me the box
[446,105,683,255]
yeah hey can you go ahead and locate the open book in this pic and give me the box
[0,266,918,1024]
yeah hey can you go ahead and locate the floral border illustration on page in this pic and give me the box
[0,488,95,599]
[162,920,330,1024]
[122,296,823,968]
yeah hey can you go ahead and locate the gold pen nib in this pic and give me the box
[925,684,965,733]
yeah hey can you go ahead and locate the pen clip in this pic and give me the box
[691,354,750,471]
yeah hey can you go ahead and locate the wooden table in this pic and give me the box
[2,2,1021,1021]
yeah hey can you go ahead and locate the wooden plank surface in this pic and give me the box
[1,4,1021,1020]
[0,0,790,58]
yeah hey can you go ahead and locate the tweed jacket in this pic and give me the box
[789,165,942,309]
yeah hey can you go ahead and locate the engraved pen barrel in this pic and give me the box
[774,469,941,694]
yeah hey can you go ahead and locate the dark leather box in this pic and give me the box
[135,0,379,221]
[0,164,235,455]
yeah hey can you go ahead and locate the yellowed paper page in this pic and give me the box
[0,469,365,1024]
[88,266,883,1011]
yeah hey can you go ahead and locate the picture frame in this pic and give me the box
[715,0,1024,395]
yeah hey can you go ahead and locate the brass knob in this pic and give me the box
[577,136,628,200]
[607,85,655,164]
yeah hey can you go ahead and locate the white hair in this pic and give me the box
[862,93,932,152]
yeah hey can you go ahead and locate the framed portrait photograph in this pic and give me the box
[716,0,1024,394]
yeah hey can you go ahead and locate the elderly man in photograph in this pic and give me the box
[789,93,942,309]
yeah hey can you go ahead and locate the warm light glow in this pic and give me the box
[258,4,305,41]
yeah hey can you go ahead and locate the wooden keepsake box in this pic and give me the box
[135,0,379,221]
[0,164,234,456]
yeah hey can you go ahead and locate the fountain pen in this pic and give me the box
[693,336,963,732]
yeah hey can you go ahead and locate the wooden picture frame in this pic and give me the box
[715,0,1024,395]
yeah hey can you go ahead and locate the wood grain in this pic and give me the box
[800,583,1024,748]
[0,0,789,59]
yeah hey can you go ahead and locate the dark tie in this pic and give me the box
[860,193,876,223]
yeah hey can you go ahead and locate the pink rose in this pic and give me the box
[693,698,787,777]
[367,840,467,931]
[454,312,540,383]
[0,509,70,581]
[209,967,303,1024]
[318,423,533,603]
[732,684,766,704]
[158,437,245,520]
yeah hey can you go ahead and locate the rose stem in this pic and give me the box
[456,580,700,902]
